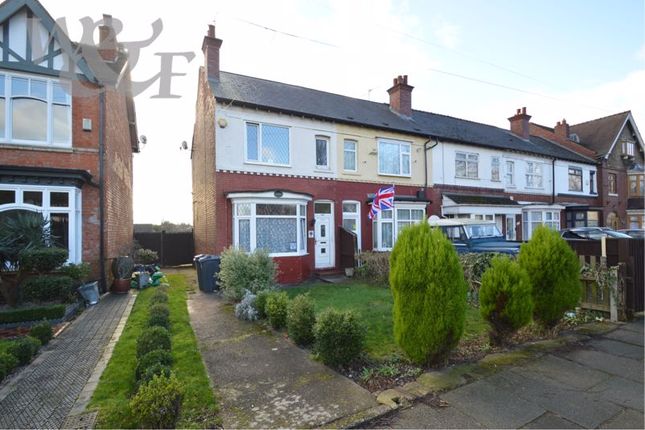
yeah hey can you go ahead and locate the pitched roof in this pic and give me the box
[569,111,630,156]
[209,72,594,164]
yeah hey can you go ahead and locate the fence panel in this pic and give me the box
[134,231,195,267]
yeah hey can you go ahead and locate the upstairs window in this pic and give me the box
[343,139,357,171]
[568,167,583,192]
[0,73,71,146]
[315,136,329,169]
[491,157,500,182]
[526,162,543,188]
[505,160,515,186]
[629,174,645,197]
[590,171,596,194]
[622,141,635,157]
[378,139,410,176]
[456,152,478,179]
[245,122,290,166]
[608,173,617,194]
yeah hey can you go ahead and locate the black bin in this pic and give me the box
[193,254,205,289]
[197,255,221,293]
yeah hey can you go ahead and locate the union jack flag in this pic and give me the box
[369,185,395,220]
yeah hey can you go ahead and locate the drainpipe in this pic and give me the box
[551,158,556,205]
[99,91,106,292]
[423,137,439,194]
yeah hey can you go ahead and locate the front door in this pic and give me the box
[314,202,334,269]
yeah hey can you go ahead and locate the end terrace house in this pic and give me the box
[192,26,599,283]
[0,0,139,288]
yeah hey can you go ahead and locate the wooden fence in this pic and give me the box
[134,231,195,267]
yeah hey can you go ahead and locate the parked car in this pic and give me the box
[560,227,632,240]
[618,229,645,239]
[427,217,521,254]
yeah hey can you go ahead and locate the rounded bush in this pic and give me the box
[219,248,276,301]
[147,304,170,329]
[19,247,69,273]
[265,291,289,330]
[140,363,172,385]
[518,226,581,327]
[0,352,19,381]
[149,303,170,319]
[149,291,169,306]
[254,290,271,319]
[136,349,173,380]
[480,256,533,345]
[287,294,316,346]
[130,373,182,429]
[390,222,468,365]
[234,290,259,321]
[21,275,76,303]
[136,326,171,358]
[7,336,41,366]
[314,308,365,367]
[29,321,53,345]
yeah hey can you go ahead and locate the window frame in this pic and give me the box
[568,166,583,192]
[0,71,72,148]
[244,121,291,167]
[377,138,412,177]
[372,203,425,251]
[628,174,645,197]
[315,135,330,170]
[505,160,515,187]
[455,151,479,179]
[608,173,618,195]
[522,209,560,240]
[341,200,361,251]
[526,161,544,189]
[491,156,500,182]
[343,139,358,172]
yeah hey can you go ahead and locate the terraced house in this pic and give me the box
[191,25,618,283]
[0,0,138,288]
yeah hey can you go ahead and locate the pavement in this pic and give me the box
[0,293,133,429]
[368,317,645,429]
[187,281,379,428]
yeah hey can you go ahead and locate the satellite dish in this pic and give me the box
[140,135,147,145]
[180,141,188,150]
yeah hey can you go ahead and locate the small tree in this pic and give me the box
[518,225,581,327]
[390,222,467,365]
[480,256,533,345]
[219,248,276,301]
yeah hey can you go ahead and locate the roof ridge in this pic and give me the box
[570,110,631,128]
[530,134,596,163]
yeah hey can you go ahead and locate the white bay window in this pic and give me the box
[372,204,425,250]
[522,208,561,240]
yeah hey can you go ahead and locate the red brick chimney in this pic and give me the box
[554,118,570,140]
[508,107,532,140]
[202,24,223,81]
[387,75,413,117]
[98,14,118,62]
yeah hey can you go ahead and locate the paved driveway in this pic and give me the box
[188,289,378,429]
[371,318,644,429]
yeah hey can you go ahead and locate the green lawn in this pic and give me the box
[89,274,218,428]
[285,282,488,360]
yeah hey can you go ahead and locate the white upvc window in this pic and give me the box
[522,209,560,240]
[526,162,543,188]
[372,204,425,251]
[342,201,361,250]
[343,139,357,171]
[505,160,515,186]
[378,138,411,177]
[0,72,72,147]
[455,152,479,179]
[232,194,309,257]
[245,122,290,166]
[491,157,500,181]
[315,135,330,169]
[0,184,81,264]
[568,167,583,192]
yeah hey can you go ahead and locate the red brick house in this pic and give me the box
[0,0,138,289]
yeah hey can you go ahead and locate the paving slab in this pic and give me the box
[522,412,583,429]
[561,349,644,383]
[588,338,644,360]
[599,408,645,429]
[589,376,645,412]
[621,319,644,334]
[520,353,610,389]
[189,291,377,429]
[603,327,644,346]
[441,378,545,428]
[370,403,483,429]
[0,294,132,429]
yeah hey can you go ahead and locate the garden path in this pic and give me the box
[0,293,133,429]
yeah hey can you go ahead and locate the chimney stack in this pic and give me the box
[98,14,117,62]
[387,75,414,117]
[202,24,223,81]
[554,118,570,140]
[508,107,532,140]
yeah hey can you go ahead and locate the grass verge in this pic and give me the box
[89,274,218,428]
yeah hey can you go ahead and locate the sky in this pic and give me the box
[42,0,645,224]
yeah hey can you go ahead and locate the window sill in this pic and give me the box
[268,252,309,258]
[313,167,333,173]
[378,173,412,178]
[244,160,292,168]
[455,176,479,180]
[342,170,360,176]
[608,193,619,197]
[0,142,73,152]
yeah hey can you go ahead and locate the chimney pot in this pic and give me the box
[98,14,117,62]
[387,74,414,117]
[508,107,532,140]
[202,22,223,81]
[208,24,215,38]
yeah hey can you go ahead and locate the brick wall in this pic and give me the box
[192,67,218,255]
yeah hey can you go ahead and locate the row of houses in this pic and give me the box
[0,0,642,287]
[192,25,644,283]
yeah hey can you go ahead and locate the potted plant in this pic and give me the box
[111,256,134,294]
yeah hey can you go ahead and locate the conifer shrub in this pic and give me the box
[136,349,173,380]
[390,222,468,365]
[136,327,171,358]
[234,290,259,321]
[314,308,365,367]
[518,225,581,327]
[130,373,182,428]
[287,294,316,346]
[29,321,53,345]
[480,256,533,345]
[265,291,289,330]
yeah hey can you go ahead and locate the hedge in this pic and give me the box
[0,304,66,324]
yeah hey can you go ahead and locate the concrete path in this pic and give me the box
[0,293,133,429]
[370,317,644,429]
[188,287,378,428]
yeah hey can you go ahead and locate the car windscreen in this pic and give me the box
[464,224,503,239]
